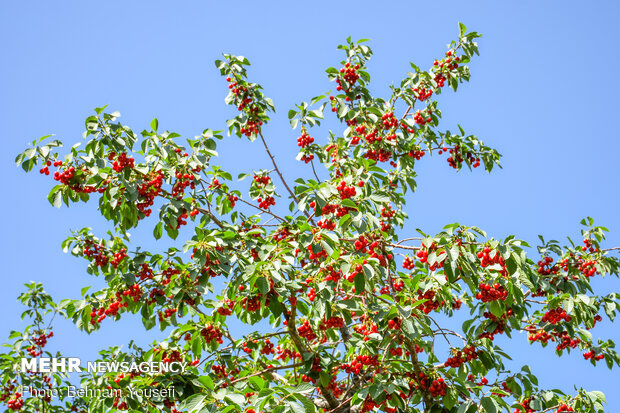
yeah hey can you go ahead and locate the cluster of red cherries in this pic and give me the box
[216,299,235,316]
[402,256,415,270]
[381,112,398,130]
[297,131,314,147]
[252,174,276,209]
[89,285,141,325]
[412,85,433,102]
[336,62,360,92]
[432,50,459,86]
[526,326,581,352]
[25,331,54,357]
[478,308,513,341]
[477,247,508,276]
[516,398,535,413]
[297,130,315,163]
[200,324,223,345]
[136,172,163,217]
[352,316,379,342]
[541,307,571,324]
[413,109,433,126]
[475,282,508,302]
[256,196,275,209]
[38,159,57,175]
[583,350,605,362]
[387,317,402,330]
[41,160,106,194]
[298,319,318,342]
[415,243,446,271]
[415,289,446,314]
[407,147,426,160]
[415,372,447,398]
[110,152,135,172]
[336,180,357,199]
[158,307,178,322]
[319,316,344,330]
[444,345,478,368]
[171,169,196,200]
[274,345,301,362]
[6,392,24,411]
[82,240,111,267]
[253,174,270,186]
[306,244,328,261]
[259,339,275,355]
[444,145,480,169]
[340,354,379,375]
[225,76,264,136]
[241,295,262,312]
[316,219,336,231]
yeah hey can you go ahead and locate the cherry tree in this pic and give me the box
[4,23,620,413]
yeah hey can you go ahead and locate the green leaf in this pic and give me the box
[319,371,331,387]
[150,118,158,132]
[153,222,163,240]
[269,298,284,319]
[192,335,203,358]
[442,387,459,410]
[459,22,467,37]
[489,301,504,318]
[15,152,25,166]
[529,399,542,410]
[337,101,348,118]
[94,105,108,115]
[225,393,245,405]
[48,187,63,208]
[183,394,206,412]
[294,382,315,393]
[255,277,269,295]
[293,394,316,412]
[589,391,606,403]
[481,396,498,413]
[370,194,390,203]
[287,401,307,413]
[354,271,365,293]
[337,299,361,312]
[458,400,474,413]
[192,375,214,390]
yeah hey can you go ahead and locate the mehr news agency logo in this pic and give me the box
[15,357,186,399]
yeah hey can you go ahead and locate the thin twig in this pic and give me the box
[310,159,322,183]
[258,130,315,224]
[228,362,303,385]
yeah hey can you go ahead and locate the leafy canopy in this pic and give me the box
[6,22,620,413]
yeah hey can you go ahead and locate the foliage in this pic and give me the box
[5,23,620,413]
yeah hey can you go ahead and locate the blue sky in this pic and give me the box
[1,0,619,410]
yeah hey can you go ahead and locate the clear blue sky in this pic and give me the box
[1,0,619,410]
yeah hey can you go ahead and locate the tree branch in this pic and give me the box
[258,131,315,223]
[228,362,303,385]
